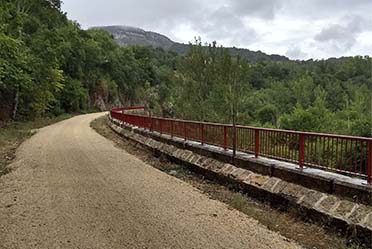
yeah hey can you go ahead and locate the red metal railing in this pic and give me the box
[110,107,372,184]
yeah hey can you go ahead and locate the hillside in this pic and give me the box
[92,26,289,62]
[92,26,174,49]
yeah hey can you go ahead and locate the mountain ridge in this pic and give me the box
[91,25,290,62]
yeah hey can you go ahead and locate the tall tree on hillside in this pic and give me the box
[176,38,217,121]
[0,33,31,119]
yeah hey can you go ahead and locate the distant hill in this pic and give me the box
[91,26,289,62]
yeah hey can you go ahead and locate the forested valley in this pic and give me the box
[1,0,371,137]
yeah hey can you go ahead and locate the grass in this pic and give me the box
[0,113,74,176]
[91,116,366,249]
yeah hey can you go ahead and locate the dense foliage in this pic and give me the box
[0,0,371,137]
[145,40,372,137]
[0,0,174,120]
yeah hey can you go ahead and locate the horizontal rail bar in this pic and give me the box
[111,106,145,113]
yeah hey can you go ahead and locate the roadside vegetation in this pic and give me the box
[0,113,73,176]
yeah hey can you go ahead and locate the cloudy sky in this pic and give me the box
[62,0,372,60]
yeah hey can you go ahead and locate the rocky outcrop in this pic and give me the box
[92,26,289,62]
[92,26,174,49]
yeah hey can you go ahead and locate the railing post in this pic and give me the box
[299,134,305,169]
[159,119,162,134]
[223,126,227,151]
[150,116,153,132]
[184,122,187,141]
[171,120,173,138]
[368,141,372,185]
[201,123,204,145]
[233,125,236,159]
[255,129,260,158]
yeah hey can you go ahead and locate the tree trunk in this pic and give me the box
[232,79,237,161]
[12,90,19,120]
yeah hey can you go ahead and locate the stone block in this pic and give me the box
[172,149,183,158]
[262,178,281,192]
[245,173,268,187]
[300,190,324,209]
[195,156,207,166]
[180,151,193,161]
[280,183,308,202]
[208,161,226,173]
[228,168,246,180]
[318,196,339,212]
[200,158,214,169]
[189,154,201,164]
[333,200,356,218]
[347,205,372,224]
[236,170,252,182]
[271,180,288,194]
[220,164,235,176]
[163,145,177,156]
[362,212,372,229]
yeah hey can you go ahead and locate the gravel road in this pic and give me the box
[0,113,301,249]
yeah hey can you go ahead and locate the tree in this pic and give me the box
[256,104,278,126]
[0,33,31,119]
[279,107,318,132]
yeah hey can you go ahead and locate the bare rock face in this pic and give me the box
[91,26,174,50]
[94,96,106,111]
[91,25,289,62]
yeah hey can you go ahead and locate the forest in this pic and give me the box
[0,0,371,138]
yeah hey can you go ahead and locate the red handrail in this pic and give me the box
[111,106,145,112]
[110,107,372,184]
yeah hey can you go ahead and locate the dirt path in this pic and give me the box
[0,113,301,249]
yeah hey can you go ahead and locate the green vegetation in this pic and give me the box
[0,0,176,120]
[1,0,371,138]
[0,113,73,175]
[0,113,73,148]
[153,39,372,137]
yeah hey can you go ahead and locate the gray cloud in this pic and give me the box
[229,0,282,19]
[62,0,203,29]
[286,46,307,60]
[314,16,371,51]
[195,7,258,46]
[284,0,372,19]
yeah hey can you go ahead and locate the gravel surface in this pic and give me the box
[0,113,301,249]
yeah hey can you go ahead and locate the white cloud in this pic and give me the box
[62,0,372,59]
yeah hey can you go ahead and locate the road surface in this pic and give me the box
[0,113,300,249]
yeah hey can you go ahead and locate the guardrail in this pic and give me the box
[110,107,372,184]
